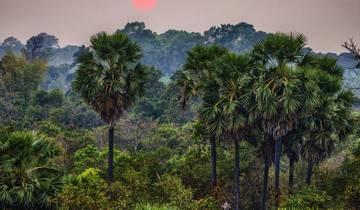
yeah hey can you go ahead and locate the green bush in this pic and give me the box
[56,168,132,210]
[135,204,178,210]
[281,187,332,209]
[38,120,62,137]
[73,145,105,173]
[345,178,360,210]
[154,175,194,210]
[192,197,219,210]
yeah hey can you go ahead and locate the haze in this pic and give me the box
[0,0,359,53]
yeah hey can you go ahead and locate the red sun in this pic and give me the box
[132,0,157,11]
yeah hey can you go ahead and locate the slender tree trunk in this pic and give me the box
[288,156,295,194]
[234,139,241,210]
[261,159,270,210]
[108,124,114,183]
[210,135,217,188]
[306,161,314,185]
[274,137,282,209]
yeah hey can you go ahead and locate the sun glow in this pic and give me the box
[132,0,157,12]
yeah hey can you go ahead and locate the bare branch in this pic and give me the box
[342,38,360,61]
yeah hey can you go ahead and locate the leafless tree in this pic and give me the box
[343,38,360,61]
[116,116,158,152]
[342,39,360,92]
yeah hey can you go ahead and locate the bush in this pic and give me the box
[135,204,178,210]
[192,197,219,210]
[281,187,332,209]
[345,178,360,210]
[38,120,62,137]
[56,168,132,210]
[73,145,105,173]
[154,175,194,210]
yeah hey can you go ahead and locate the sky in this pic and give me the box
[0,0,359,53]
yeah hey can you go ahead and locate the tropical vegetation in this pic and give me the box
[0,29,359,210]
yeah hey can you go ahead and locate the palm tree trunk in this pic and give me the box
[108,124,114,183]
[261,159,270,210]
[274,137,282,209]
[234,139,241,210]
[306,161,314,185]
[288,156,295,194]
[210,135,217,188]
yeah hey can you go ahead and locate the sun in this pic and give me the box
[132,0,157,12]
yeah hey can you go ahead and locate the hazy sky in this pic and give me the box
[0,0,359,53]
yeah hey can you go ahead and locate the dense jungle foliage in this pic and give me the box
[0,30,360,210]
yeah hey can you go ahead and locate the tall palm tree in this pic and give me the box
[301,98,337,185]
[176,45,229,188]
[301,92,355,185]
[200,53,255,210]
[300,55,355,185]
[73,32,149,182]
[257,134,275,210]
[250,33,320,208]
[283,130,301,194]
[0,131,62,210]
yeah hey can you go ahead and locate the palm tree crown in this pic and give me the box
[0,131,62,209]
[73,32,148,124]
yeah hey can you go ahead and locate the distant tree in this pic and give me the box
[33,89,64,107]
[0,53,47,125]
[1,37,24,55]
[73,32,149,182]
[31,89,64,119]
[24,33,59,60]
[0,53,47,97]
[131,67,167,119]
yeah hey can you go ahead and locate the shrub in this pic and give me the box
[344,176,360,209]
[192,197,219,210]
[154,175,194,210]
[38,120,62,137]
[56,168,132,210]
[135,204,178,210]
[73,145,105,173]
[281,187,332,209]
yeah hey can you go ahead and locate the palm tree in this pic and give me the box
[257,134,275,210]
[200,53,255,210]
[301,98,337,185]
[283,131,301,194]
[0,131,62,210]
[176,45,229,188]
[301,92,355,185]
[300,55,355,185]
[251,33,320,208]
[73,32,149,182]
